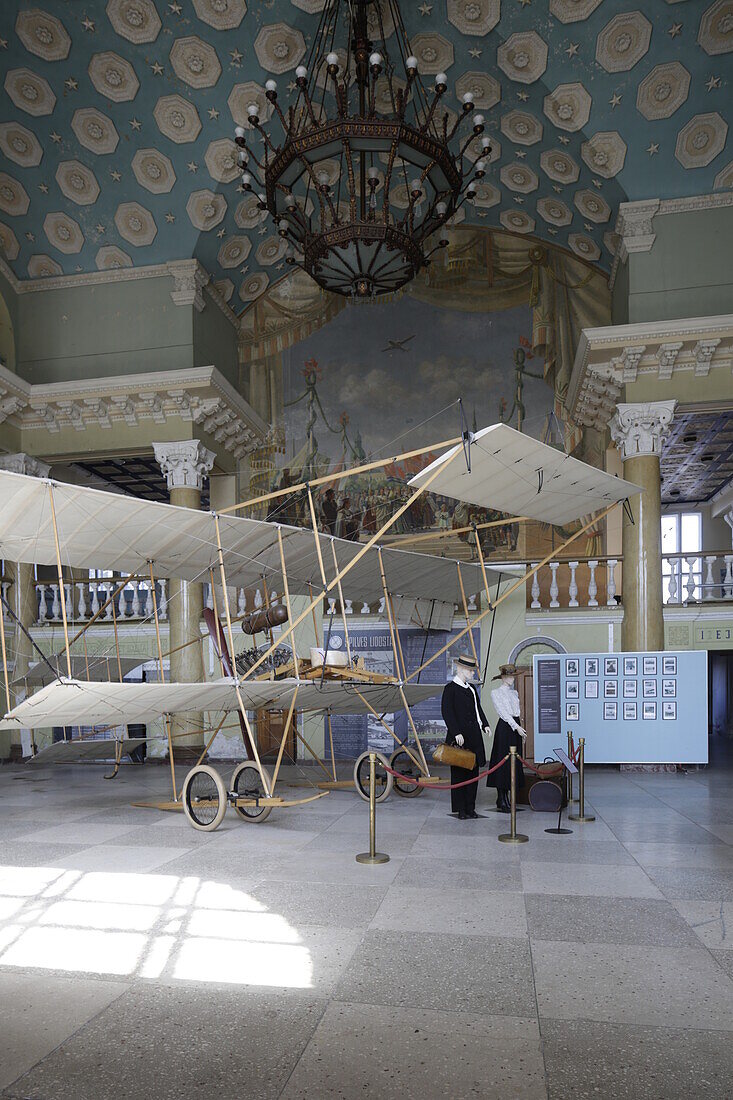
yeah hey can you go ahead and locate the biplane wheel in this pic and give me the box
[389,749,425,797]
[231,761,272,824]
[353,751,393,803]
[182,765,227,832]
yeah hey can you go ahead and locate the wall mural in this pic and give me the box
[259,295,571,564]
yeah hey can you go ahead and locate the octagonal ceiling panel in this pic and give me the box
[0,0,728,312]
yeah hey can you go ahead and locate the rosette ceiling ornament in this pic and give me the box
[233,0,489,300]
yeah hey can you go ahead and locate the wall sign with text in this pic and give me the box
[532,650,708,764]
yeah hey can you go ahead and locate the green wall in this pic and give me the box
[12,275,237,385]
[617,205,733,325]
[0,270,18,373]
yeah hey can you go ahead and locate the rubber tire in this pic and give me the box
[353,751,393,803]
[389,748,425,797]
[182,764,227,832]
[231,761,272,823]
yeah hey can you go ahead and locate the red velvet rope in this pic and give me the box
[383,754,509,791]
[518,757,564,777]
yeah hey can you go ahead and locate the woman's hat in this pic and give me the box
[455,652,479,670]
[492,663,517,680]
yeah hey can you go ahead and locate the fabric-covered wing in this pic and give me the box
[0,677,443,729]
[0,470,482,604]
[13,655,148,687]
[409,423,641,526]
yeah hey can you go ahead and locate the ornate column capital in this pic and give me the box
[616,199,660,262]
[609,400,677,461]
[0,452,51,478]
[167,259,209,312]
[152,439,215,491]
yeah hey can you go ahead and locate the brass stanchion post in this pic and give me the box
[568,738,595,823]
[356,752,390,865]
[567,730,578,804]
[498,747,528,845]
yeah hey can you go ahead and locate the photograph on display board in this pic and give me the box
[604,657,618,676]
[643,679,657,698]
[623,680,637,698]
[663,701,677,720]
[566,658,579,677]
[585,680,599,699]
[643,657,658,675]
[662,656,677,675]
[585,658,599,677]
[662,679,676,698]
[604,701,617,720]
[623,656,638,676]
[643,701,657,720]
[604,679,618,698]
[566,680,579,699]
[623,702,637,721]
[566,702,579,721]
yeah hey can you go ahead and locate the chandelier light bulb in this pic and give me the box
[472,113,485,134]
[317,170,330,189]
[241,171,252,189]
[410,178,422,195]
[278,219,289,236]
[247,104,259,125]
[367,166,379,184]
[234,125,246,145]
[481,136,492,152]
[265,79,277,94]
[406,56,418,73]
[369,52,383,72]
[436,201,448,217]
[295,65,308,82]
[435,73,448,93]
[285,193,296,209]
[462,92,474,110]
[237,149,248,166]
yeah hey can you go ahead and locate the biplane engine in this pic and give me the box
[235,642,293,677]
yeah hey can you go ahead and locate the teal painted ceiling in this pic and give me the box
[0,0,731,313]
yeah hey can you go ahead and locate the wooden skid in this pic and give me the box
[131,800,183,813]
[316,779,356,790]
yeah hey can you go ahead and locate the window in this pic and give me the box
[661,511,702,602]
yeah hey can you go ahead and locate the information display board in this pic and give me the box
[533,650,708,764]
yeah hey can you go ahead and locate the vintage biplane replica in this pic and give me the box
[0,423,640,830]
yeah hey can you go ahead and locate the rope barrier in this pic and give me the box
[383,753,509,791]
[518,757,564,777]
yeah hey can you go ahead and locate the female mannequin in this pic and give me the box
[487,663,526,812]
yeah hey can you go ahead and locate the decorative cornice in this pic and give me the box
[0,452,50,477]
[0,363,268,458]
[567,314,733,431]
[609,400,677,460]
[167,259,209,312]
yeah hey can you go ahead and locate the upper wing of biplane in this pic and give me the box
[0,469,483,605]
[409,423,642,526]
[0,677,443,730]
[12,655,147,687]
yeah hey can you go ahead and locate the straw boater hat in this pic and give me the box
[492,663,517,681]
[455,653,479,671]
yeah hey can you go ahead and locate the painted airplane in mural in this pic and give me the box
[381,335,416,353]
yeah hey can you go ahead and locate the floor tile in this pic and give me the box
[520,861,661,899]
[6,984,326,1100]
[524,895,701,947]
[644,865,733,900]
[541,1018,733,1100]
[532,940,733,1029]
[282,1002,546,1100]
[46,844,191,873]
[335,929,537,1017]
[371,886,527,937]
[394,855,522,892]
[250,881,388,929]
[671,900,733,948]
[622,842,733,868]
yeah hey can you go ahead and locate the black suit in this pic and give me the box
[440,679,488,814]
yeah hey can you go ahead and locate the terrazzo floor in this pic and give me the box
[1,753,733,1099]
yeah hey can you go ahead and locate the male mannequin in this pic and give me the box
[487,663,526,812]
[440,653,489,820]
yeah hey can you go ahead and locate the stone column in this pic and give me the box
[0,454,51,757]
[153,440,215,762]
[609,401,676,652]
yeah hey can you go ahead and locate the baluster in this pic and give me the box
[50,583,60,621]
[606,559,618,606]
[254,587,263,609]
[159,579,168,620]
[704,556,716,601]
[378,596,386,615]
[684,557,696,603]
[530,563,541,609]
[467,593,477,611]
[344,598,353,614]
[90,581,100,617]
[667,565,678,604]
[76,582,87,620]
[1,582,10,619]
[140,582,149,620]
[104,588,114,620]
[723,555,733,600]
[237,588,246,616]
[549,562,560,608]
[568,561,579,608]
[327,597,337,616]
[205,583,213,611]
[35,583,44,624]
[360,602,370,614]
[270,589,278,607]
[587,560,598,607]
[131,581,142,618]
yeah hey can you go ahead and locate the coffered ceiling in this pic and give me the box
[0,0,731,314]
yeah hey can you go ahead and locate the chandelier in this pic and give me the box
[233,0,491,300]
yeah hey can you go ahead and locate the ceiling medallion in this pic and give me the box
[232,0,489,300]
